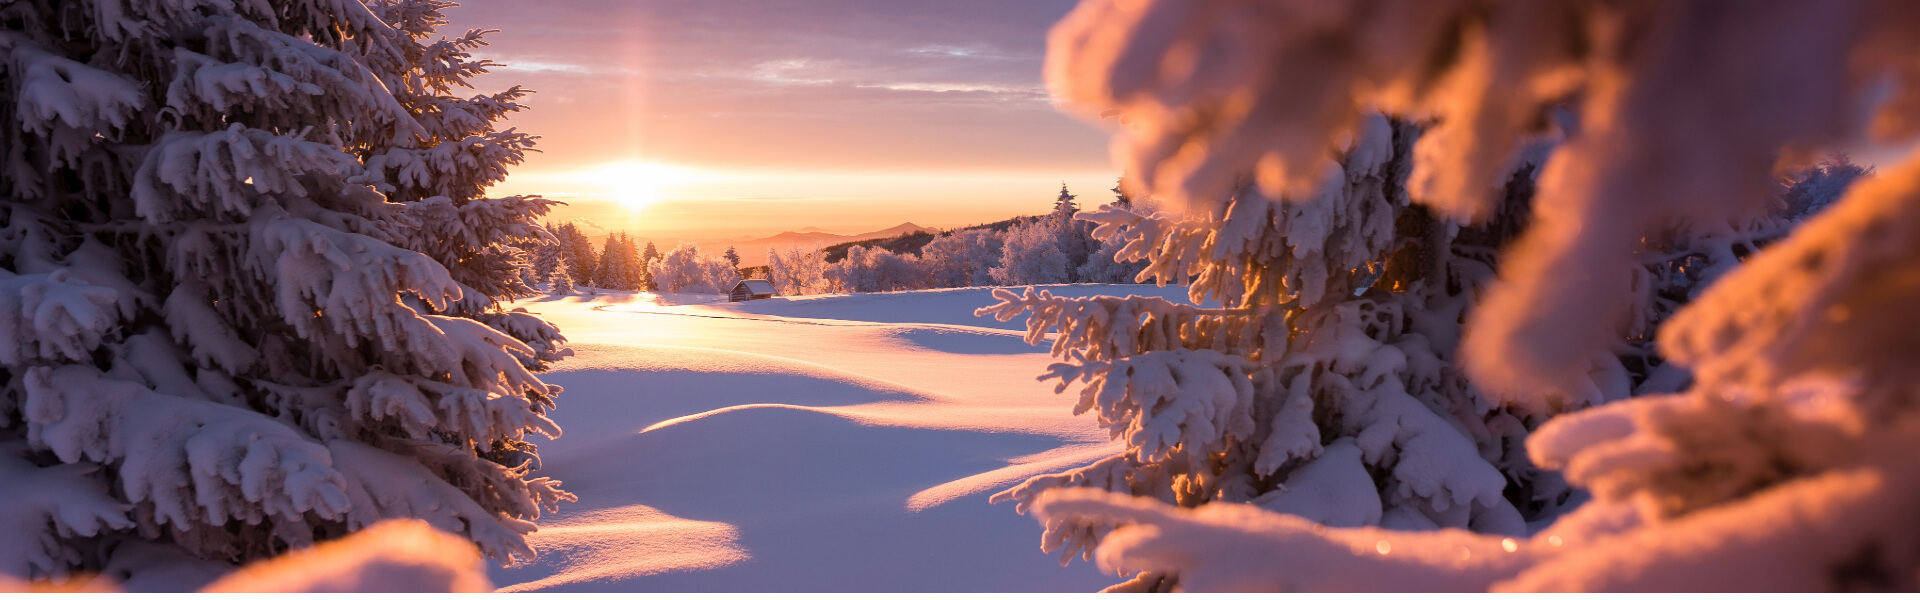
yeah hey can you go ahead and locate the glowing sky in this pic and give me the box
[446,0,1117,241]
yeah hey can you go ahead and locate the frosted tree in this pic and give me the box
[990,219,1073,285]
[766,246,831,295]
[823,245,923,293]
[649,243,737,294]
[545,254,575,296]
[0,0,573,582]
[528,229,566,291]
[982,116,1559,584]
[1051,183,1081,224]
[1110,174,1134,209]
[1075,184,1152,284]
[639,240,661,291]
[919,229,1005,288]
[1074,234,1146,284]
[1005,0,1920,592]
[723,246,741,268]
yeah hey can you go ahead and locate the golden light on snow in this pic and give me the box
[1375,540,1391,555]
[576,160,706,211]
[1501,538,1520,553]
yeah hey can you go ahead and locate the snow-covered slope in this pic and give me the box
[492,284,1198,591]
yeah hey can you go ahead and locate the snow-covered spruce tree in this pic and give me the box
[545,254,574,296]
[1050,183,1101,276]
[1076,182,1151,284]
[0,0,572,581]
[528,231,565,290]
[551,222,597,287]
[1051,183,1081,223]
[593,233,638,291]
[1012,0,1920,592]
[638,240,660,291]
[981,115,1567,580]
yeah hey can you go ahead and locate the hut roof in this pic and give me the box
[737,279,776,295]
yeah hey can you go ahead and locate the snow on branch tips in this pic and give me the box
[1003,0,1920,592]
[0,0,573,582]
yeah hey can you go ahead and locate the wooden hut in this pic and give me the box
[730,279,776,302]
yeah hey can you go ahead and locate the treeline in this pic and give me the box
[766,183,1150,295]
[518,182,1155,297]
[520,224,749,295]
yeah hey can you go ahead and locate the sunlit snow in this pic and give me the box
[489,284,1196,591]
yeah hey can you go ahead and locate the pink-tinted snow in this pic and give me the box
[491,284,1199,591]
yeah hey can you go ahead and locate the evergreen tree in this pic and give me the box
[1007,0,1919,592]
[723,246,741,268]
[551,223,597,287]
[593,234,632,290]
[546,254,574,296]
[0,0,570,579]
[1050,183,1080,226]
[639,240,661,290]
[529,223,566,290]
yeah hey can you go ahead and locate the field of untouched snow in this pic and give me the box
[491,284,1202,592]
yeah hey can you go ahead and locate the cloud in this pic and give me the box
[445,0,1111,174]
[749,59,838,85]
[859,82,1045,96]
[489,59,594,74]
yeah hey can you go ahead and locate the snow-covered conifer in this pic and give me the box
[0,0,572,580]
[529,225,566,289]
[1074,236,1145,284]
[1110,174,1134,209]
[545,254,574,296]
[1051,183,1081,225]
[593,234,641,291]
[723,246,741,268]
[1007,0,1920,592]
[549,223,597,286]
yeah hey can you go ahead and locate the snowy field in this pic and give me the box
[489,284,1201,592]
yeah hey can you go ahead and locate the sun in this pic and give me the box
[579,161,703,210]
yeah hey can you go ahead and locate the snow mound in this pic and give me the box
[489,285,1200,591]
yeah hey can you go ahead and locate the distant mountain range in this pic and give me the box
[729,222,935,266]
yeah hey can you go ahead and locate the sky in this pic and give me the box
[445,0,1119,242]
